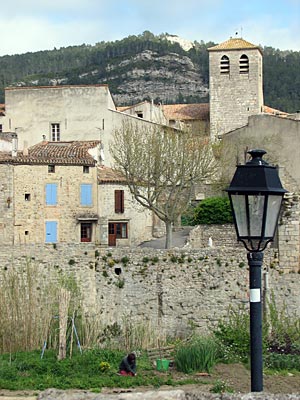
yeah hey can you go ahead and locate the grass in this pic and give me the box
[0,349,200,391]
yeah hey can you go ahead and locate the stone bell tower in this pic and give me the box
[208,37,264,141]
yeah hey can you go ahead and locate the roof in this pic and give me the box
[263,105,288,117]
[5,84,108,91]
[208,38,262,54]
[98,166,127,184]
[162,103,209,121]
[0,140,100,165]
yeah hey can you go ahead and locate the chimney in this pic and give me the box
[11,133,18,157]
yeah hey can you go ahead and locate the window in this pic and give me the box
[51,123,60,141]
[220,55,230,74]
[136,112,143,118]
[115,190,124,213]
[48,164,55,173]
[81,223,92,242]
[0,124,2,133]
[45,221,57,243]
[80,184,92,206]
[45,183,57,205]
[83,166,89,173]
[239,54,249,74]
[25,193,31,201]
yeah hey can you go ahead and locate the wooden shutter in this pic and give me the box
[115,190,124,213]
[81,184,92,206]
[46,183,57,205]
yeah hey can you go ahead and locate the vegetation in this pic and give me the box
[110,121,218,248]
[0,31,299,111]
[182,196,233,226]
[175,336,219,373]
[213,297,300,370]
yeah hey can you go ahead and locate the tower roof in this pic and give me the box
[208,38,262,54]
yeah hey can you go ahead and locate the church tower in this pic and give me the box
[208,37,264,141]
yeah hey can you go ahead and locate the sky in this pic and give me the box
[0,0,299,56]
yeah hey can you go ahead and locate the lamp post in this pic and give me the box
[226,149,287,392]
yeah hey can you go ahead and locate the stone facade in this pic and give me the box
[208,38,264,141]
[1,85,166,167]
[98,181,154,247]
[1,244,299,338]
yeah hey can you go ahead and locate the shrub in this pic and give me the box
[265,353,300,371]
[213,305,251,363]
[175,336,219,373]
[189,197,233,225]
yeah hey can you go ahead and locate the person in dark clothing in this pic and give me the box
[118,352,137,376]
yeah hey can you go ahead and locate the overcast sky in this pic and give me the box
[1,0,299,56]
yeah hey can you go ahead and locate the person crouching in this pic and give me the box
[118,352,137,376]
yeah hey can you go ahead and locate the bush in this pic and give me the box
[175,336,219,373]
[182,197,233,226]
[265,353,300,371]
[213,306,251,363]
[193,197,233,225]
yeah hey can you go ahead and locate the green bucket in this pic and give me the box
[156,358,170,371]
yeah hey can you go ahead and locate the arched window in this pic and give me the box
[220,55,230,74]
[239,54,249,74]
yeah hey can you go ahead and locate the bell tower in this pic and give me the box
[208,37,263,141]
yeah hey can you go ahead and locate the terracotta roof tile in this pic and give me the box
[263,105,288,117]
[0,140,100,165]
[162,103,209,121]
[98,166,127,183]
[208,38,262,53]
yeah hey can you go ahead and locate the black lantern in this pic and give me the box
[227,149,287,252]
[227,149,287,392]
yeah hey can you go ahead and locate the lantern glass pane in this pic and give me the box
[231,194,248,237]
[248,194,265,237]
[265,195,282,238]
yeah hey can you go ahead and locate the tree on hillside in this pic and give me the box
[110,122,218,248]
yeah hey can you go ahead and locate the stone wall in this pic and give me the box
[1,244,299,338]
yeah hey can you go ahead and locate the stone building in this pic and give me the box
[0,140,100,245]
[208,37,264,141]
[0,84,169,167]
[97,166,154,247]
[0,139,154,246]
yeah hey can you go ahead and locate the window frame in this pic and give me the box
[48,164,55,173]
[80,222,92,242]
[220,55,230,74]
[239,54,249,74]
[51,123,60,141]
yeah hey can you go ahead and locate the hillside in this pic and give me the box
[0,31,299,112]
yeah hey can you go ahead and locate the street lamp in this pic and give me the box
[226,149,287,392]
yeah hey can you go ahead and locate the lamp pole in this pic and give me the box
[248,251,263,392]
[226,149,287,393]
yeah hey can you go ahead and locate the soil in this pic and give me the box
[0,364,299,398]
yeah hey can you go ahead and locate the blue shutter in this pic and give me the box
[81,184,92,206]
[45,221,57,243]
[46,183,57,205]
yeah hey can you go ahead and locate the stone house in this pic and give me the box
[0,139,154,246]
[97,166,154,247]
[0,84,171,168]
[118,100,210,135]
[0,140,100,245]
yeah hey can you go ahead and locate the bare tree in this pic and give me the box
[110,121,218,248]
